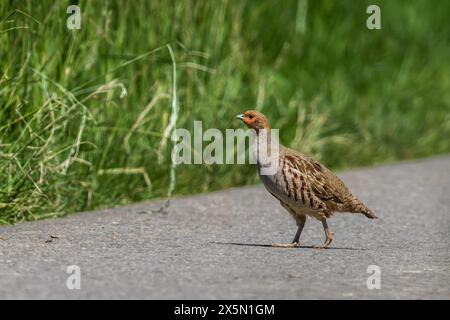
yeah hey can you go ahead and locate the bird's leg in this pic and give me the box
[292,215,306,243]
[314,218,334,249]
[272,215,306,248]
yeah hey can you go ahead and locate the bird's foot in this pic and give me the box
[313,244,329,249]
[272,242,300,248]
[313,235,333,249]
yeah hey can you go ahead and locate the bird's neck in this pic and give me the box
[251,128,271,149]
[251,128,279,172]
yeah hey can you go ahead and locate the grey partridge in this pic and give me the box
[236,110,377,248]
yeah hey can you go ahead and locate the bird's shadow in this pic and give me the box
[212,241,365,251]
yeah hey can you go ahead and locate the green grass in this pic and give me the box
[1,0,449,223]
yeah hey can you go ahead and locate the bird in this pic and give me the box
[236,110,377,248]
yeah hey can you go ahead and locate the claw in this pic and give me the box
[314,235,333,249]
[272,242,300,248]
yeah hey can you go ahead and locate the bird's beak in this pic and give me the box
[236,114,244,121]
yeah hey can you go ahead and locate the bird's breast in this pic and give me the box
[259,168,302,206]
[258,160,319,213]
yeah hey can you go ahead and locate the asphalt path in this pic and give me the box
[0,156,449,299]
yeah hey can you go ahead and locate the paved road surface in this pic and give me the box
[1,156,449,299]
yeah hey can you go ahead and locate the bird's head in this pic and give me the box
[236,110,270,131]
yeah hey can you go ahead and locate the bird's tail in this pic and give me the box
[349,198,378,219]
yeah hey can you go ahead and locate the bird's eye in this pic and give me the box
[248,114,254,119]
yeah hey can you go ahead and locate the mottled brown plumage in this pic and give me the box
[237,110,377,248]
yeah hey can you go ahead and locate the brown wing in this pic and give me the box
[282,150,351,211]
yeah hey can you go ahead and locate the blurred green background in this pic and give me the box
[1,0,449,223]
